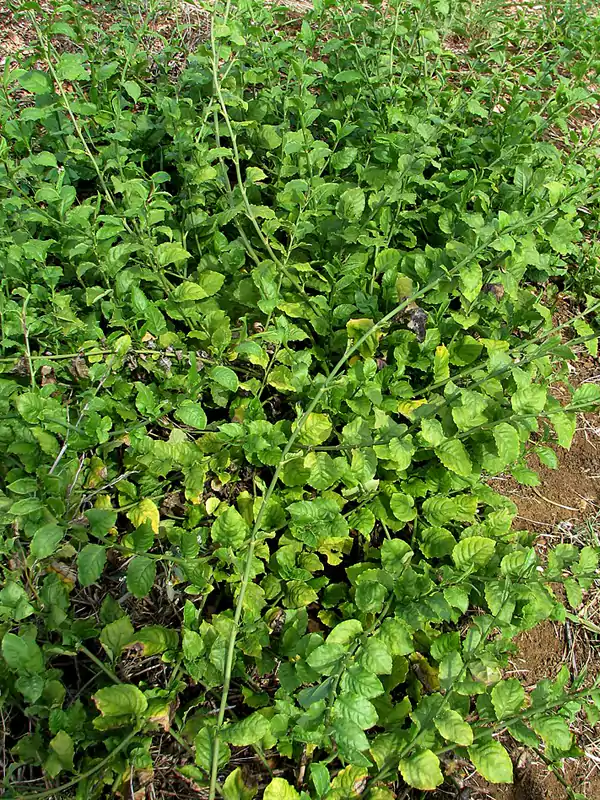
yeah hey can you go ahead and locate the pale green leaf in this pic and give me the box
[399,749,443,790]
[453,536,496,569]
[469,740,513,783]
[296,413,332,446]
[93,684,148,718]
[491,679,525,719]
[435,438,472,477]
[434,709,473,746]
[264,778,300,800]
[226,712,270,746]
[211,507,249,549]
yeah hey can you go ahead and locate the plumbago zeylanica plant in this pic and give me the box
[1,0,600,797]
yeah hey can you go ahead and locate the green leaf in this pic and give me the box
[333,693,378,729]
[565,578,583,609]
[331,147,357,170]
[492,422,520,465]
[10,498,44,515]
[334,69,363,83]
[491,679,525,719]
[459,263,483,302]
[375,248,400,272]
[573,318,598,357]
[0,582,34,621]
[389,493,416,522]
[511,385,547,415]
[155,242,191,266]
[131,626,179,656]
[420,419,445,447]
[346,318,381,358]
[332,718,370,757]
[381,539,413,576]
[223,768,257,800]
[532,716,572,750]
[435,438,472,477]
[19,70,53,94]
[86,508,118,535]
[328,619,363,646]
[549,218,578,254]
[468,740,513,783]
[420,527,456,559]
[359,640,392,674]
[535,445,558,469]
[175,401,207,430]
[377,619,414,656]
[264,778,299,800]
[295,412,332,446]
[211,507,250,549]
[453,537,496,569]
[93,684,148,718]
[307,643,345,675]
[195,726,230,771]
[100,616,134,661]
[123,79,141,102]
[439,651,463,689]
[131,522,155,553]
[2,633,44,674]
[127,556,156,598]
[341,665,384,699]
[56,53,89,81]
[77,544,107,586]
[260,125,282,149]
[210,365,239,392]
[305,452,340,490]
[337,187,365,221]
[284,581,318,608]
[45,731,74,777]
[31,524,64,559]
[200,270,226,297]
[399,749,444,790]
[309,763,330,798]
[434,709,473,746]
[571,383,600,410]
[356,581,387,613]
[511,464,540,486]
[226,712,270,746]
[183,629,205,660]
[7,478,38,494]
[467,97,487,117]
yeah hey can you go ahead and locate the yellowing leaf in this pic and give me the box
[346,318,382,358]
[128,498,160,534]
[295,412,332,446]
[398,399,427,418]
[433,344,450,383]
[399,749,443,790]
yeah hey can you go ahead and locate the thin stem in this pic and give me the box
[10,728,139,800]
[79,644,121,685]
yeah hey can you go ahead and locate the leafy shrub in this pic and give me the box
[0,0,599,797]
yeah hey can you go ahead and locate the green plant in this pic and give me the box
[0,0,600,797]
